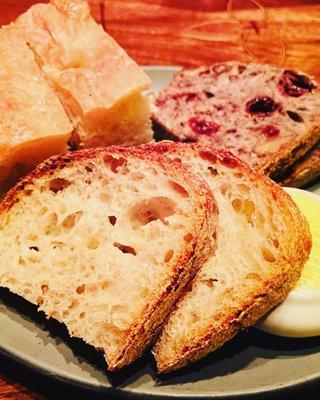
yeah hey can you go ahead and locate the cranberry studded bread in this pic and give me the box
[153,62,320,178]
[145,142,311,373]
[0,24,73,195]
[0,146,217,371]
[16,0,153,148]
[278,144,320,187]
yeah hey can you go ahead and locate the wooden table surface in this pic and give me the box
[0,0,320,399]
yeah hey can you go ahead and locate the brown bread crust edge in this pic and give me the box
[153,117,320,178]
[0,145,218,371]
[277,144,320,187]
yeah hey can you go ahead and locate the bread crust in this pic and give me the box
[144,142,311,373]
[0,145,218,371]
[277,144,320,187]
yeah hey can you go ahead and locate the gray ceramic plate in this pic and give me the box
[0,66,320,399]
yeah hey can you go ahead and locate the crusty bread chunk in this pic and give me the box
[153,62,320,177]
[16,0,153,148]
[147,142,311,373]
[0,24,72,195]
[278,144,320,187]
[0,146,217,371]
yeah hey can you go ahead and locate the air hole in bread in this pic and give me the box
[220,184,229,196]
[27,233,38,241]
[39,207,48,216]
[37,296,44,305]
[131,172,145,181]
[273,239,280,248]
[49,178,71,193]
[41,284,49,294]
[164,249,174,262]
[169,181,189,198]
[18,257,26,266]
[113,242,137,255]
[237,184,250,194]
[27,253,41,264]
[44,213,58,235]
[79,312,86,319]
[208,166,218,176]
[129,197,176,228]
[87,235,100,250]
[101,280,109,289]
[29,246,39,252]
[85,165,93,173]
[104,155,127,173]
[245,273,262,281]
[76,284,86,294]
[100,192,110,202]
[70,299,79,308]
[232,198,242,213]
[183,233,193,243]
[232,198,256,225]
[52,241,65,249]
[61,211,83,229]
[108,216,117,226]
[262,247,276,262]
[202,278,218,287]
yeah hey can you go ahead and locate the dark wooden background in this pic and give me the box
[1,0,320,398]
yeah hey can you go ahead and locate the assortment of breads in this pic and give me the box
[0,0,318,375]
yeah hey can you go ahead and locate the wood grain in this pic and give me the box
[0,1,320,399]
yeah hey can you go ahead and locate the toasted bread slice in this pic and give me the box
[153,62,320,177]
[16,0,153,148]
[0,24,73,195]
[146,142,311,373]
[0,146,217,371]
[278,144,320,187]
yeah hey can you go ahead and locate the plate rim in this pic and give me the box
[1,344,320,399]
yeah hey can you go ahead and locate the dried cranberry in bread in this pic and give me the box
[153,62,320,177]
[144,142,311,373]
[0,146,217,371]
[278,144,320,187]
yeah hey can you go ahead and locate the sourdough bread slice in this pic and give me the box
[0,23,73,195]
[278,144,320,187]
[146,142,311,373]
[153,62,320,177]
[0,146,217,371]
[16,0,153,148]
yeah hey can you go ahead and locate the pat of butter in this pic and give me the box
[256,188,320,338]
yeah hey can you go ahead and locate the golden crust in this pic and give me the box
[277,144,320,187]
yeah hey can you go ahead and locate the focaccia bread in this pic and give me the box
[144,142,311,373]
[0,146,217,371]
[17,0,153,148]
[153,62,320,177]
[0,24,72,195]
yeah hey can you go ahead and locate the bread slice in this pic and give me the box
[278,144,320,187]
[16,0,153,148]
[0,23,73,195]
[0,146,217,371]
[146,142,311,373]
[153,62,320,177]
